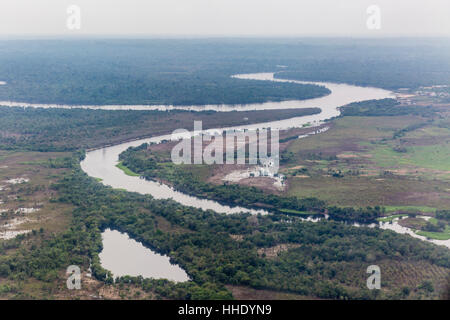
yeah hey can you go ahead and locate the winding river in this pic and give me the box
[78,74,450,249]
[4,72,448,280]
[79,73,394,215]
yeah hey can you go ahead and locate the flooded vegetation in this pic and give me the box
[0,217,32,240]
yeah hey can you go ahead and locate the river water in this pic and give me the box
[99,228,189,282]
[12,72,446,281]
[80,73,393,215]
[380,217,450,248]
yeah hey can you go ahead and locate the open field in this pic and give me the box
[0,150,74,239]
[383,206,437,214]
[0,150,76,298]
[417,227,450,241]
[286,174,450,208]
[282,112,450,209]
[116,162,140,177]
[377,214,408,223]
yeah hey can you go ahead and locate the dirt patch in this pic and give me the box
[238,176,284,193]
[155,215,192,234]
[0,151,73,239]
[337,154,360,159]
[207,164,284,193]
[257,243,301,259]
[53,272,154,300]
[208,164,249,184]
[398,217,428,229]
[287,165,304,170]
[230,234,244,241]
[401,192,445,205]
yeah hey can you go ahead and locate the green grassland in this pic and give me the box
[417,225,450,240]
[283,111,450,209]
[383,206,437,214]
[116,161,141,176]
[371,144,450,173]
[277,208,319,216]
[377,214,408,223]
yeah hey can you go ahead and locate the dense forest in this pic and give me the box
[0,39,330,106]
[1,38,449,106]
[339,99,439,117]
[0,106,319,151]
[2,153,448,299]
[273,38,450,90]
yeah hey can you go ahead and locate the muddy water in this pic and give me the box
[7,72,445,281]
[0,73,392,113]
[81,73,393,215]
[50,72,430,279]
[99,229,189,282]
[9,73,447,283]
[380,217,450,249]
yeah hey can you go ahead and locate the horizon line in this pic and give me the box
[0,33,449,40]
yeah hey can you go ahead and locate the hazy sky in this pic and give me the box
[1,0,449,37]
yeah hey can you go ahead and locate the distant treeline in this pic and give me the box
[0,39,332,106]
[339,99,437,117]
[273,38,450,90]
[1,38,449,106]
[0,106,319,152]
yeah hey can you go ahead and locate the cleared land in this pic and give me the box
[283,114,450,209]
[0,151,73,238]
